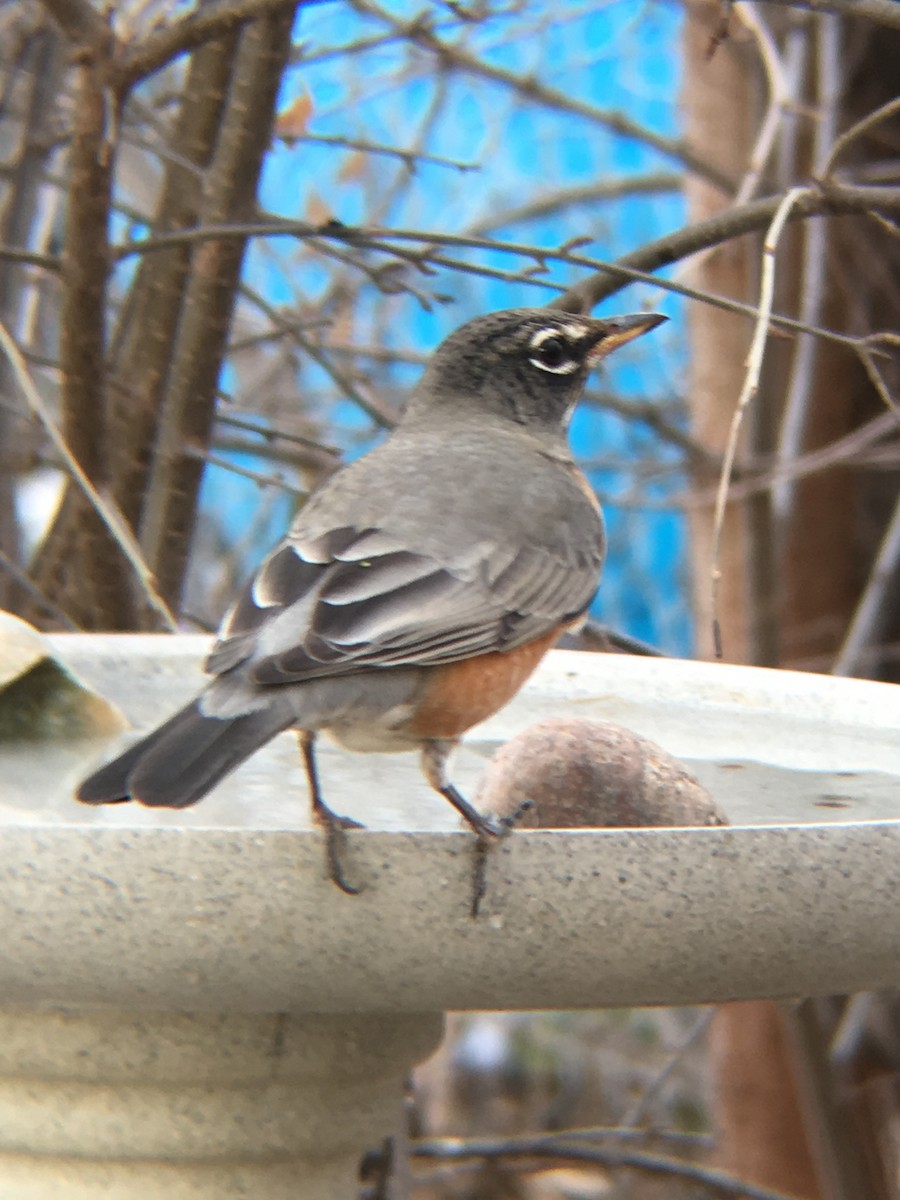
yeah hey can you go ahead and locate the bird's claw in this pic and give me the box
[319,811,364,896]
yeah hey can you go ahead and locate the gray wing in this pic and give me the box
[206,523,602,686]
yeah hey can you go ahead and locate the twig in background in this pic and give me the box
[832,493,900,677]
[242,282,399,427]
[467,172,682,236]
[0,317,177,630]
[710,187,807,658]
[757,0,900,34]
[821,95,900,180]
[348,0,738,192]
[642,1,797,321]
[216,411,340,459]
[0,549,78,630]
[615,1008,716,1131]
[856,336,900,418]
[187,445,307,496]
[114,189,900,350]
[732,3,792,206]
[412,1133,804,1200]
[283,130,477,173]
[772,12,841,535]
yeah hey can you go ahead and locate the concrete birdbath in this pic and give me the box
[1,628,899,1198]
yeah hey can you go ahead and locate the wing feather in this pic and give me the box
[207,523,602,686]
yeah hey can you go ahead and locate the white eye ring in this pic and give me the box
[528,327,581,375]
[528,352,580,375]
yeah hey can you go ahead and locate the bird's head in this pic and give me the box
[408,306,667,432]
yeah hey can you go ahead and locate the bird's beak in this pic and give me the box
[587,312,668,362]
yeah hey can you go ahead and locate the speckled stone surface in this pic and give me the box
[0,1007,442,1199]
[0,635,897,1012]
[0,822,898,1011]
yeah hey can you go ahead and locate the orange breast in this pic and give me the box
[404,627,562,740]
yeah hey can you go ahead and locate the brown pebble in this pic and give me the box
[475,716,728,829]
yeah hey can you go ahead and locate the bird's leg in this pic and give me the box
[420,739,508,917]
[297,730,363,896]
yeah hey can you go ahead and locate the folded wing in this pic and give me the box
[206,523,602,685]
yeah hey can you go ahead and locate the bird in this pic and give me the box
[77,306,666,895]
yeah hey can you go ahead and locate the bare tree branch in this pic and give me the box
[0,19,66,608]
[38,0,107,49]
[115,0,301,91]
[710,187,806,658]
[553,183,900,312]
[468,173,683,236]
[822,95,900,178]
[0,549,79,630]
[0,246,61,272]
[350,0,738,192]
[111,185,900,349]
[28,36,145,630]
[0,318,177,629]
[138,6,299,612]
[758,0,900,33]
[109,33,239,537]
[413,1134,803,1200]
[832,495,900,677]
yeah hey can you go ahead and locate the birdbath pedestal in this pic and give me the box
[1,634,899,1199]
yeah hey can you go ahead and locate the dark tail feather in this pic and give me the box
[76,706,194,804]
[76,699,295,809]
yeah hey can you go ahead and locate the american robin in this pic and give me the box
[77,307,666,894]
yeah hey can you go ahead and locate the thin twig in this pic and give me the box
[584,390,717,468]
[0,245,61,272]
[856,340,900,418]
[0,318,177,630]
[236,279,399,427]
[822,95,900,180]
[832,494,900,677]
[114,0,302,90]
[38,0,107,48]
[617,1009,716,1129]
[732,3,791,206]
[113,185,900,348]
[468,173,683,236]
[187,445,308,495]
[285,131,477,173]
[772,13,840,532]
[0,549,79,630]
[710,187,806,658]
[216,411,340,458]
[412,1135,803,1200]
[702,410,899,506]
[349,0,737,192]
[757,0,900,33]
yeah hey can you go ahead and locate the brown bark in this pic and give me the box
[712,1002,822,1198]
[0,18,66,609]
[137,7,298,615]
[683,8,823,1198]
[26,39,136,630]
[108,35,239,538]
[682,0,759,665]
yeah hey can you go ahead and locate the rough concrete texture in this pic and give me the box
[0,1008,443,1199]
[0,636,897,1012]
[1,636,899,1198]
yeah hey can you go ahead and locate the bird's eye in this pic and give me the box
[528,326,585,372]
[537,337,566,367]
[528,333,579,375]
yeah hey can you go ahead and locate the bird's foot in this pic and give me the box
[469,807,527,919]
[317,808,365,896]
